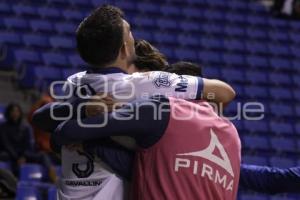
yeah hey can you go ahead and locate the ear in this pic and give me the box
[120,42,128,59]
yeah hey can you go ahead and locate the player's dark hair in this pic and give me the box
[76,5,124,67]
[134,39,168,71]
[164,61,203,77]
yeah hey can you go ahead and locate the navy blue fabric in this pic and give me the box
[52,96,170,149]
[240,164,300,194]
[87,67,127,74]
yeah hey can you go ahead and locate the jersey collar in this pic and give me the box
[87,67,127,74]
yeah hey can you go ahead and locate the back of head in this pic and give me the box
[76,5,124,67]
[164,61,203,77]
[134,39,168,71]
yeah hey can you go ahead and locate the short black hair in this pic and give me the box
[164,61,203,77]
[76,5,124,67]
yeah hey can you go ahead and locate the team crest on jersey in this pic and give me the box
[153,72,172,88]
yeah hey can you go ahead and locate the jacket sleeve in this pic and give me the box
[240,164,300,194]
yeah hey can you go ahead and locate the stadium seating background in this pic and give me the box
[0,0,299,199]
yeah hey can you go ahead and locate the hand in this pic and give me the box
[85,94,122,117]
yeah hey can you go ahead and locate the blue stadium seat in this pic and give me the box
[268,44,290,56]
[0,2,12,14]
[178,21,200,32]
[269,87,293,100]
[203,67,220,78]
[34,66,62,81]
[20,164,45,182]
[242,135,269,150]
[133,16,155,28]
[245,41,268,54]
[269,121,293,135]
[240,193,269,200]
[292,60,300,71]
[49,36,75,49]
[174,48,197,60]
[3,17,29,30]
[137,2,160,14]
[246,55,269,68]
[156,18,178,30]
[198,51,222,64]
[48,186,57,200]
[133,29,153,41]
[291,46,300,58]
[246,15,268,26]
[224,39,245,51]
[269,58,291,70]
[62,9,84,21]
[293,89,300,101]
[269,156,295,168]
[224,25,245,37]
[228,1,248,10]
[15,49,41,64]
[270,137,296,152]
[268,31,289,42]
[221,68,244,82]
[67,0,92,7]
[12,4,38,17]
[268,18,289,28]
[177,34,199,47]
[246,28,268,40]
[244,86,268,99]
[200,37,223,49]
[160,5,182,17]
[182,7,202,18]
[243,120,268,133]
[23,34,49,48]
[295,122,300,135]
[203,10,224,21]
[30,20,53,33]
[62,68,80,79]
[269,73,292,85]
[243,155,268,165]
[186,0,206,5]
[248,2,268,13]
[114,1,136,12]
[293,75,300,87]
[54,22,77,35]
[269,103,293,117]
[16,184,41,200]
[37,7,61,19]
[289,32,300,44]
[0,31,21,45]
[245,70,268,84]
[289,21,300,30]
[153,32,176,44]
[225,13,247,23]
[68,54,86,68]
[202,23,224,34]
[42,52,69,66]
[206,0,227,7]
[296,105,300,118]
[222,53,245,65]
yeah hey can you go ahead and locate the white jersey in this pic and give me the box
[58,70,203,199]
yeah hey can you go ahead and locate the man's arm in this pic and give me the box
[131,71,235,105]
[32,98,85,132]
[240,164,300,194]
[52,96,170,148]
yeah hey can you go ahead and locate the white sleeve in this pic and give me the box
[125,71,203,100]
